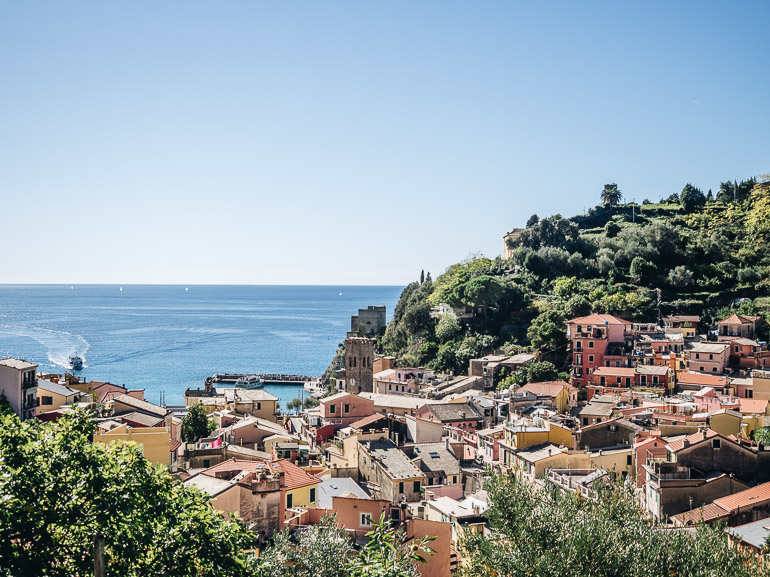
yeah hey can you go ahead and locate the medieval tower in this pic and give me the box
[344,337,374,393]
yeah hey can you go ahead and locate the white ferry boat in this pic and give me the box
[69,356,84,370]
[234,375,262,389]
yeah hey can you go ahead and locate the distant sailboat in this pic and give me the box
[185,287,189,292]
[338,292,343,296]
[119,287,123,292]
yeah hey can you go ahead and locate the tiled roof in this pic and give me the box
[518,381,570,397]
[713,481,770,512]
[0,358,36,370]
[349,413,387,430]
[677,372,729,387]
[425,402,481,422]
[566,314,631,325]
[170,439,182,452]
[272,459,321,491]
[592,367,635,377]
[36,379,81,397]
[739,399,769,415]
[635,365,670,375]
[119,411,164,427]
[671,503,726,525]
[112,394,168,417]
[666,429,720,452]
[359,439,424,480]
[690,342,730,354]
[201,459,277,477]
[663,315,700,323]
[720,314,759,325]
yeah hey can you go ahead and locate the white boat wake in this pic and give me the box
[0,325,90,369]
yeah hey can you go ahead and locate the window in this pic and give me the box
[287,493,293,508]
[627,455,632,466]
[256,402,261,411]
[735,346,740,353]
[389,384,392,390]
[589,341,594,349]
[713,439,721,449]
[413,481,420,493]
[360,513,372,527]
[453,475,457,484]
[310,488,316,503]
[203,459,210,468]
[640,375,647,385]
[700,366,705,372]
[695,353,700,359]
[329,404,336,414]
[625,377,631,386]
[399,482,404,494]
[746,389,753,398]
[588,355,594,363]
[709,354,713,360]
[712,367,718,372]
[343,404,350,414]
[41,396,53,405]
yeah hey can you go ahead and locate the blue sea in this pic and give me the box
[0,285,403,408]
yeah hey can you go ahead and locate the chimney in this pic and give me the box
[683,439,690,448]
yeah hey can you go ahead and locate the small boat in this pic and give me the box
[69,356,83,370]
[338,292,343,296]
[235,375,262,389]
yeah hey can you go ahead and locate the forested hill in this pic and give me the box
[379,176,770,375]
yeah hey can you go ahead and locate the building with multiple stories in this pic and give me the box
[0,358,38,420]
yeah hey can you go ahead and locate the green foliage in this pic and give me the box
[287,398,304,414]
[512,360,559,385]
[250,514,354,577]
[378,172,770,373]
[181,402,215,443]
[680,183,706,212]
[303,397,320,410]
[526,214,539,228]
[601,183,622,206]
[753,427,770,445]
[435,311,460,343]
[346,515,434,577]
[0,410,255,577]
[458,470,767,577]
[527,309,568,353]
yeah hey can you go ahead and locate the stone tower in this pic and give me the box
[344,337,374,393]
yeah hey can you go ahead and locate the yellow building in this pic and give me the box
[589,447,633,478]
[514,444,590,478]
[36,379,89,414]
[274,459,321,509]
[501,417,573,468]
[93,424,171,467]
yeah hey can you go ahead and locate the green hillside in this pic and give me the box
[379,176,770,374]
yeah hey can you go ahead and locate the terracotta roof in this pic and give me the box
[720,314,760,325]
[272,459,321,490]
[671,503,727,525]
[713,481,770,512]
[170,439,182,452]
[112,394,168,417]
[677,372,730,387]
[666,429,720,452]
[663,316,700,323]
[349,413,387,430]
[592,367,636,377]
[567,314,631,326]
[518,381,570,397]
[739,399,768,415]
[201,459,277,477]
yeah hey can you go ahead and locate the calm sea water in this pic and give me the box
[0,285,402,407]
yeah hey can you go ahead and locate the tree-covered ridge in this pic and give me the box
[381,176,770,372]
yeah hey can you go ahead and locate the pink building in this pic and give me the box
[688,343,730,374]
[567,314,632,389]
[319,392,375,426]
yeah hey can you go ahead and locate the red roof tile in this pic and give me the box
[567,314,631,326]
[272,459,321,491]
[739,399,769,415]
[518,381,570,397]
[677,372,730,387]
[713,481,770,512]
[666,429,720,452]
[349,413,387,430]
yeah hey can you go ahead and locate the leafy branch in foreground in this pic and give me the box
[458,470,767,577]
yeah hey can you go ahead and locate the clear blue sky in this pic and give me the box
[1,1,768,285]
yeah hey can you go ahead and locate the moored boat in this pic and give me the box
[234,375,262,389]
